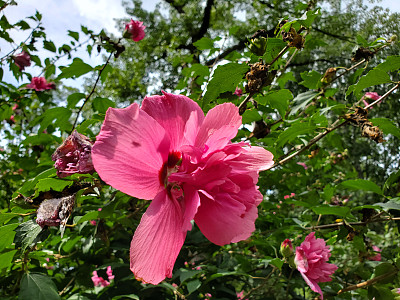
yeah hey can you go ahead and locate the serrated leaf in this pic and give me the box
[67,92,85,109]
[35,178,73,193]
[312,205,350,217]
[35,107,72,132]
[371,118,400,139]
[290,91,318,115]
[92,97,115,114]
[18,168,57,196]
[350,68,391,98]
[14,220,45,251]
[375,55,400,73]
[257,89,292,118]
[340,179,383,195]
[19,273,60,300]
[0,250,17,270]
[0,223,18,251]
[202,63,248,108]
[57,58,93,79]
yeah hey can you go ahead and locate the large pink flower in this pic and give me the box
[92,92,273,284]
[294,232,338,299]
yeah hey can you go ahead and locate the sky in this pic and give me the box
[0,0,398,87]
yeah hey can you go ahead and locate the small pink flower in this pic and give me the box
[172,283,178,288]
[294,232,338,299]
[92,91,274,285]
[205,293,212,299]
[52,130,94,178]
[290,193,295,197]
[98,208,102,211]
[234,88,243,97]
[90,220,97,226]
[106,266,115,281]
[297,162,308,169]
[283,195,290,200]
[91,271,110,287]
[396,288,400,294]
[362,92,381,109]
[236,290,248,300]
[124,19,146,41]
[12,104,18,111]
[9,115,15,123]
[13,51,31,71]
[26,77,55,91]
[195,266,201,270]
[368,245,382,261]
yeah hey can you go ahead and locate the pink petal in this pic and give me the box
[130,189,186,284]
[92,103,169,200]
[141,92,204,150]
[194,192,259,245]
[182,184,201,231]
[230,146,274,172]
[195,103,242,150]
[300,272,324,299]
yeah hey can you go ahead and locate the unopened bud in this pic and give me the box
[248,36,267,56]
[280,239,294,258]
[389,34,397,43]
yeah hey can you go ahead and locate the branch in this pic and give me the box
[265,83,400,170]
[338,269,398,294]
[205,39,246,66]
[306,217,400,230]
[192,0,215,43]
[70,52,114,132]
[312,26,355,42]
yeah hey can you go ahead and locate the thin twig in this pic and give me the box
[242,267,277,299]
[238,92,255,115]
[59,277,75,296]
[0,24,41,62]
[338,269,398,294]
[70,51,113,132]
[305,217,400,230]
[265,82,400,171]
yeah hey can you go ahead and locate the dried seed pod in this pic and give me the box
[344,107,384,143]
[352,47,374,62]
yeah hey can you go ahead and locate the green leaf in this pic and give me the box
[35,178,73,193]
[263,38,287,64]
[340,179,383,195]
[374,263,396,284]
[349,68,391,98]
[241,109,261,124]
[385,170,400,190]
[19,273,60,300]
[276,122,316,147]
[186,279,201,295]
[202,63,248,108]
[67,92,85,109]
[300,70,322,89]
[14,220,45,252]
[375,200,400,211]
[375,55,400,73]
[92,97,115,114]
[371,118,400,139]
[0,223,18,251]
[36,107,72,132]
[257,89,293,118]
[0,249,17,270]
[43,40,56,52]
[57,58,93,79]
[298,9,320,27]
[179,269,201,283]
[18,168,57,196]
[100,64,112,83]
[193,37,214,50]
[312,205,350,217]
[76,211,99,224]
[290,91,318,115]
[68,30,79,41]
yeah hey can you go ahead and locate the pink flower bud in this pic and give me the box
[367,245,381,261]
[280,239,293,258]
[124,19,146,41]
[297,162,308,169]
[13,51,31,71]
[234,87,243,97]
[51,130,94,178]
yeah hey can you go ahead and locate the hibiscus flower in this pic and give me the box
[92,92,273,284]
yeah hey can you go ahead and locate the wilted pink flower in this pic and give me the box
[362,92,381,109]
[92,91,274,284]
[297,162,308,169]
[91,271,110,287]
[294,232,338,299]
[234,87,243,97]
[124,19,146,41]
[368,245,382,261]
[13,51,31,71]
[52,130,94,178]
[26,77,55,91]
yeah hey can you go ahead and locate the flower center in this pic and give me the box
[159,151,182,186]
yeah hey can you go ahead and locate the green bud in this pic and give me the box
[248,37,267,56]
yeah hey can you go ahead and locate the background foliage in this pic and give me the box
[0,0,400,299]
